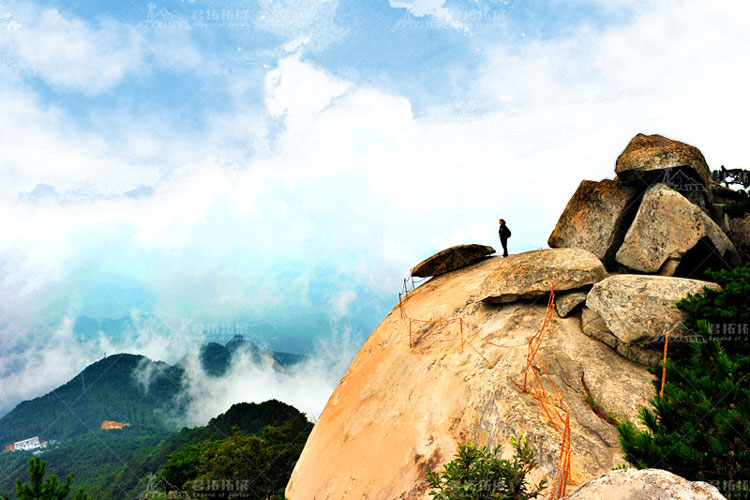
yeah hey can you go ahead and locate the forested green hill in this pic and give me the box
[0,354,184,446]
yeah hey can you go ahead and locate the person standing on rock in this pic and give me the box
[498,219,511,257]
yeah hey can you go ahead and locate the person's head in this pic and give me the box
[498,218,505,225]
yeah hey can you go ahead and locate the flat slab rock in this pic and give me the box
[481,248,606,304]
[411,244,495,278]
[581,306,663,367]
[548,178,639,263]
[586,274,720,345]
[555,290,588,317]
[565,468,727,500]
[615,133,712,188]
[616,184,739,273]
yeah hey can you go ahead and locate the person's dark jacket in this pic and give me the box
[499,225,511,239]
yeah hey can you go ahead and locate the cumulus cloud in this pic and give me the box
[0,4,146,94]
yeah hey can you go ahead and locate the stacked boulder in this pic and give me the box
[550,133,740,274]
[547,133,741,366]
[405,133,745,368]
[286,134,743,500]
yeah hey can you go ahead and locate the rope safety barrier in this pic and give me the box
[660,331,670,398]
[397,280,573,499]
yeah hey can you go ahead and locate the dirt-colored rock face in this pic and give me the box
[411,244,495,278]
[564,468,727,500]
[615,133,711,188]
[286,256,654,500]
[480,248,607,304]
[548,179,640,264]
[586,275,720,345]
[615,185,739,274]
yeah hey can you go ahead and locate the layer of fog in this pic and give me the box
[0,306,363,423]
[151,327,360,426]
[2,0,750,419]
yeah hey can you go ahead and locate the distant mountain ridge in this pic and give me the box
[0,353,182,447]
[200,334,306,376]
[0,336,306,446]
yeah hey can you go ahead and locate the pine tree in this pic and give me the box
[426,436,546,500]
[0,457,91,500]
[618,264,750,499]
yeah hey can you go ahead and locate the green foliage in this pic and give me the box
[713,187,748,201]
[712,172,750,216]
[0,346,310,500]
[161,444,202,491]
[425,436,546,500]
[0,400,309,500]
[722,191,750,217]
[0,425,170,498]
[99,400,310,500]
[182,413,312,500]
[676,264,750,354]
[618,263,750,499]
[104,400,305,499]
[0,457,91,500]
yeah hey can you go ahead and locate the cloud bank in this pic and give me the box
[1,0,749,418]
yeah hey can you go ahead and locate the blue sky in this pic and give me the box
[1,0,749,414]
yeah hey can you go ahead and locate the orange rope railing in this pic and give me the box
[660,331,670,398]
[397,281,573,499]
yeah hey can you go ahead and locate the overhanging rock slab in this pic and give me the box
[411,244,495,278]
[481,248,606,304]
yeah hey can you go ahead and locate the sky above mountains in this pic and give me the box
[1,0,749,414]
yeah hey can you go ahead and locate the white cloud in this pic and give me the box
[265,54,352,122]
[390,0,469,31]
[170,328,358,425]
[2,0,750,417]
[0,85,161,195]
[330,289,357,321]
[256,0,345,53]
[390,0,447,17]
[0,311,194,414]
[477,1,750,111]
[0,5,145,94]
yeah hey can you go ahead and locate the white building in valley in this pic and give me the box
[13,436,41,452]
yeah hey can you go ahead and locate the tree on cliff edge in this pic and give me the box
[618,264,750,499]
